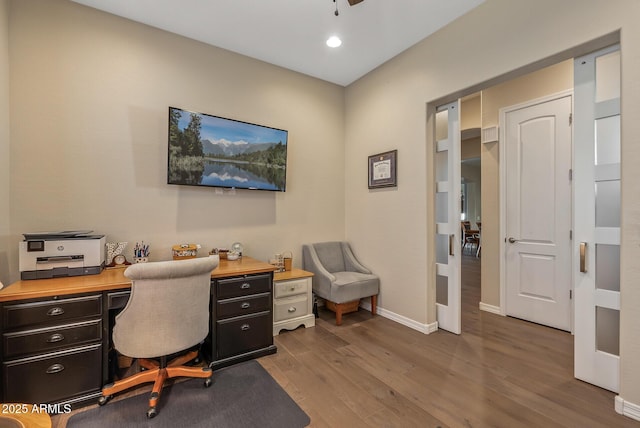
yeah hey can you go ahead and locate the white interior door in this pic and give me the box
[574,45,621,393]
[503,93,573,331]
[434,101,461,334]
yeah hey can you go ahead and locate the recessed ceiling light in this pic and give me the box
[326,36,342,48]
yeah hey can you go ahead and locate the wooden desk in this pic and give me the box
[0,256,275,302]
[0,257,276,409]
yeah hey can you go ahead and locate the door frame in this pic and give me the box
[498,89,574,332]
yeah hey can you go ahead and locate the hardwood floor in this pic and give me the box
[261,255,636,427]
[52,255,637,427]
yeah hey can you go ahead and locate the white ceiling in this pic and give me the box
[71,0,484,86]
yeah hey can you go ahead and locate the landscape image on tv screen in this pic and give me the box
[168,107,288,191]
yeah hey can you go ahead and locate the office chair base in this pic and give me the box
[99,350,213,417]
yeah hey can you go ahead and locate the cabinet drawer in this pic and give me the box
[107,290,130,310]
[2,343,102,404]
[216,274,271,299]
[216,311,272,359]
[217,293,271,319]
[274,295,309,322]
[3,319,102,359]
[274,278,309,298]
[2,295,102,330]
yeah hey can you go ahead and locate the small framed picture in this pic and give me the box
[368,150,397,189]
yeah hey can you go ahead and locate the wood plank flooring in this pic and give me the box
[52,255,638,427]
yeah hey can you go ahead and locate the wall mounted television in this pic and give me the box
[168,106,288,191]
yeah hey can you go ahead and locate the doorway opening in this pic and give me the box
[460,93,482,324]
[439,59,577,334]
[431,37,622,395]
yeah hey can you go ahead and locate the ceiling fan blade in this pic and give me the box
[347,0,364,5]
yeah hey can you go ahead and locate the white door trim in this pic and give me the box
[498,89,574,330]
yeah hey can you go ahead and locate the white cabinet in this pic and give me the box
[273,269,315,335]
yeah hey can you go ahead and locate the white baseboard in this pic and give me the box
[360,300,438,334]
[615,396,640,421]
[479,302,502,315]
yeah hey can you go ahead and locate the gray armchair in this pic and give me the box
[99,255,219,419]
[302,242,379,325]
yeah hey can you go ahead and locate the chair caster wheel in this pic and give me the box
[98,395,111,406]
[204,377,212,388]
[146,407,157,419]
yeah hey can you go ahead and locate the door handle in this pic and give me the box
[580,242,587,273]
[449,234,454,256]
[508,237,518,244]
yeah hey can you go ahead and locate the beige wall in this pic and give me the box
[345,0,640,407]
[0,0,9,286]
[461,94,481,131]
[6,0,345,282]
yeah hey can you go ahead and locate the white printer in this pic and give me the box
[19,231,106,280]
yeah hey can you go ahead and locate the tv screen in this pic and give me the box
[168,107,288,191]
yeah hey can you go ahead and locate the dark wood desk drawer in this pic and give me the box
[216,293,271,319]
[2,295,102,329]
[107,290,130,310]
[2,343,102,404]
[3,319,102,359]
[216,311,272,359]
[216,274,271,299]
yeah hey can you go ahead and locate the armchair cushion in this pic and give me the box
[332,271,379,304]
[312,241,346,273]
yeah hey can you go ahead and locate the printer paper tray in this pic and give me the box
[21,265,103,280]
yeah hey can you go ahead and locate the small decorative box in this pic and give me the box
[172,244,198,260]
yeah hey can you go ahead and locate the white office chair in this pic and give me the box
[99,255,219,418]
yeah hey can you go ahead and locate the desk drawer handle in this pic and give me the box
[240,283,251,289]
[240,302,251,309]
[46,363,65,374]
[288,307,297,313]
[46,333,65,343]
[47,307,65,316]
[240,324,251,331]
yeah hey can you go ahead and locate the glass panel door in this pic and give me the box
[434,101,461,334]
[574,45,621,393]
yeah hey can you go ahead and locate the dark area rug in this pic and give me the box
[67,360,310,428]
